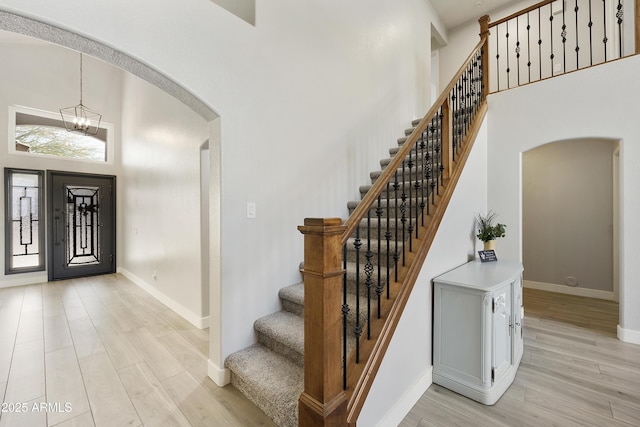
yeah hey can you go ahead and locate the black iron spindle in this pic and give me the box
[354,227,362,363]
[400,161,407,267]
[393,170,399,282]
[617,0,623,58]
[516,16,521,86]
[496,25,500,90]
[506,21,511,88]
[365,211,372,340]
[575,0,580,69]
[539,8,543,80]
[588,0,594,65]
[562,0,567,72]
[437,109,444,195]
[527,12,532,83]
[376,196,383,318]
[550,4,555,77]
[385,181,391,300]
[413,139,421,240]
[407,148,414,252]
[603,0,609,61]
[342,244,348,389]
[419,127,426,225]
[426,119,434,215]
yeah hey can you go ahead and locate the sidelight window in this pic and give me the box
[4,168,45,274]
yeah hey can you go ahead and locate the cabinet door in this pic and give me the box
[492,284,512,382]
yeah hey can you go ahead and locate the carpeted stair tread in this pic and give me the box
[254,311,304,366]
[279,283,304,316]
[225,344,302,427]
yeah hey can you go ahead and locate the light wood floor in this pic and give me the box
[401,288,640,427]
[0,274,276,427]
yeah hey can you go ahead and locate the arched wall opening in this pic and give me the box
[0,10,223,380]
[522,138,620,305]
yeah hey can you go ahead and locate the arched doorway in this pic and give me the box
[522,138,620,303]
[0,11,224,382]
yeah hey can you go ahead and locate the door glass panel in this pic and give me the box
[5,169,44,273]
[65,185,100,267]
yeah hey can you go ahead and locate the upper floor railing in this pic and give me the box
[488,0,637,92]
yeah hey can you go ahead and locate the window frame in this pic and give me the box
[8,105,115,164]
[4,168,45,275]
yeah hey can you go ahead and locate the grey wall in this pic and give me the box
[523,139,616,292]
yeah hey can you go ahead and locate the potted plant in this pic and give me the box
[475,211,506,250]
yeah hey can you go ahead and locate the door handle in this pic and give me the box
[54,215,61,246]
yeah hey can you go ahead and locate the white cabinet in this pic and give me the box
[433,260,524,405]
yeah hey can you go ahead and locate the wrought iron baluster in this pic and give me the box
[575,0,580,69]
[365,211,373,340]
[506,21,511,88]
[562,0,567,72]
[400,161,407,267]
[516,16,521,86]
[407,147,414,252]
[496,25,500,90]
[527,12,532,83]
[603,0,608,61]
[451,88,457,162]
[413,138,421,239]
[588,0,594,65]
[617,0,623,58]
[342,244,349,389]
[385,181,391,300]
[354,227,362,363]
[375,196,383,317]
[420,128,426,226]
[393,170,399,282]
[426,119,434,215]
[550,4,555,76]
[539,8,543,79]
[437,109,444,195]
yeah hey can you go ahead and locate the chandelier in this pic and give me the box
[60,53,102,136]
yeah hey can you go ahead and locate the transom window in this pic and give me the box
[9,106,114,163]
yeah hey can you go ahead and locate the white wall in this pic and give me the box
[360,115,489,427]
[0,43,122,286]
[488,55,640,343]
[119,72,209,326]
[0,0,451,374]
[523,139,616,294]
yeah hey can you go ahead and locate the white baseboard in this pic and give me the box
[118,268,209,329]
[376,366,433,427]
[208,359,231,386]
[617,325,640,345]
[524,280,615,301]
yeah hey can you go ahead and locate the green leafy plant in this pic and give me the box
[475,211,506,242]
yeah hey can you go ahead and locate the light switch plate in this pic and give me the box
[247,202,256,219]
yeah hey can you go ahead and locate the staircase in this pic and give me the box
[224,117,441,427]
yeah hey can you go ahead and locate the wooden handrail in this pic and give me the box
[341,35,488,246]
[488,0,554,28]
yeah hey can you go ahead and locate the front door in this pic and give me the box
[48,171,116,281]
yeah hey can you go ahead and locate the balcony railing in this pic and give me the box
[488,0,634,92]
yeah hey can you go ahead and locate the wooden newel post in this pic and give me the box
[479,15,490,98]
[298,218,348,427]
